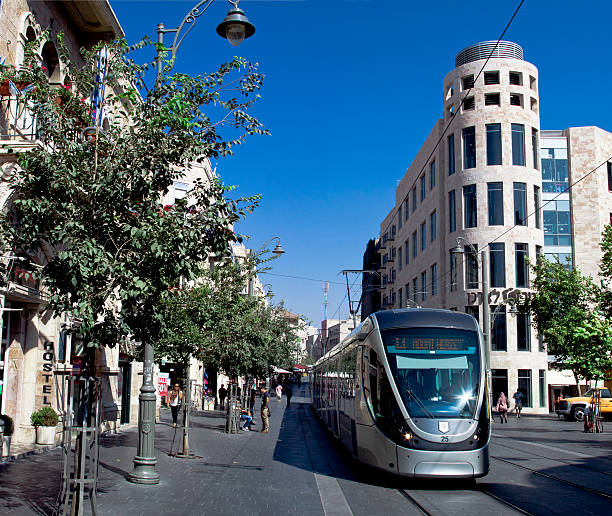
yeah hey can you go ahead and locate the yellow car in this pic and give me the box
[556,388,612,421]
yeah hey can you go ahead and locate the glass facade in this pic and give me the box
[486,123,502,165]
[541,147,568,193]
[543,200,571,246]
[488,182,504,225]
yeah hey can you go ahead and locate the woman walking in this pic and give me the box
[169,383,183,428]
[275,383,283,401]
[496,392,508,424]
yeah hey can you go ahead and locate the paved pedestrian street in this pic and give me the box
[1,383,611,516]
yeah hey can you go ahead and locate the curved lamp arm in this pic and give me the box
[452,236,480,261]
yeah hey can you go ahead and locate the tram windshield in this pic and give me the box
[382,327,480,419]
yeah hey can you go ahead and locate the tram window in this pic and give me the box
[368,349,380,416]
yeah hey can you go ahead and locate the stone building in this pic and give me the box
[366,41,612,414]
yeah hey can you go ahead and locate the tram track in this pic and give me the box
[491,455,612,501]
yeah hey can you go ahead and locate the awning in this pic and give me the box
[272,366,291,374]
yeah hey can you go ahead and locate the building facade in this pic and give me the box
[366,41,612,414]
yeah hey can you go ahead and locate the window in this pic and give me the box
[465,305,479,324]
[448,190,456,233]
[450,250,457,292]
[543,201,571,246]
[412,231,417,259]
[173,181,189,200]
[462,75,474,89]
[465,244,479,289]
[463,96,475,111]
[486,123,502,165]
[448,134,455,175]
[511,123,525,166]
[487,182,504,225]
[412,278,418,303]
[411,187,417,212]
[463,184,477,228]
[421,271,427,301]
[398,247,402,271]
[509,71,523,85]
[529,75,537,90]
[399,287,403,309]
[492,369,508,406]
[463,126,476,169]
[513,182,527,226]
[608,162,612,192]
[530,97,538,113]
[515,243,529,288]
[484,93,500,106]
[518,369,532,407]
[404,199,409,221]
[420,221,426,251]
[431,263,438,296]
[491,305,507,351]
[405,240,409,265]
[542,147,569,193]
[534,186,541,229]
[535,245,543,263]
[484,71,500,85]
[539,370,546,408]
[420,175,426,201]
[430,160,436,189]
[517,313,531,351]
[405,283,410,303]
[398,206,402,230]
[430,210,437,242]
[538,333,544,352]
[489,243,506,288]
[391,225,396,239]
[510,93,523,107]
[532,128,539,170]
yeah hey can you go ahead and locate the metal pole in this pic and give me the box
[481,250,492,416]
[156,24,165,81]
[127,341,159,484]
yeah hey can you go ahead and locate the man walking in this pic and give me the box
[219,384,227,411]
[260,385,270,433]
[513,389,524,419]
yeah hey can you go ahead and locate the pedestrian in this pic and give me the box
[275,383,283,401]
[218,384,227,410]
[583,402,594,433]
[260,385,270,433]
[284,379,293,408]
[169,382,182,428]
[249,385,257,419]
[513,389,523,419]
[496,392,508,424]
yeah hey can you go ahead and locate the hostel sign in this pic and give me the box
[41,341,54,405]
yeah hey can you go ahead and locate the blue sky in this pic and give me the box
[110,0,612,325]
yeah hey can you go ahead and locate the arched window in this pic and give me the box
[41,42,61,83]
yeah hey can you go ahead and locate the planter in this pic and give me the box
[1,434,11,457]
[35,425,56,445]
[0,80,33,96]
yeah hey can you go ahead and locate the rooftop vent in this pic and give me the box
[455,41,523,67]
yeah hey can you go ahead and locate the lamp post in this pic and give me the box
[128,0,257,486]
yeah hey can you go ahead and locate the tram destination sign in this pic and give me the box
[391,336,467,352]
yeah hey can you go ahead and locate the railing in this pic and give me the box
[0,94,39,141]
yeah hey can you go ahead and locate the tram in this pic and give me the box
[312,308,490,478]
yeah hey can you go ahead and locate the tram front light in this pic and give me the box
[473,434,479,441]
[404,432,412,440]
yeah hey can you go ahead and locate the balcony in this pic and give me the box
[0,93,41,148]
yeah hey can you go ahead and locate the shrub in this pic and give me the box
[0,414,14,436]
[30,407,58,427]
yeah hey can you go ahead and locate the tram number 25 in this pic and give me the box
[441,436,449,443]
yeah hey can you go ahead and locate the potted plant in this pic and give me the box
[31,407,58,445]
[0,414,14,457]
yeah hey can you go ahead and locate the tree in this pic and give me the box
[598,223,612,318]
[0,34,267,364]
[517,257,612,389]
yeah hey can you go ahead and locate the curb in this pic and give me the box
[0,444,61,466]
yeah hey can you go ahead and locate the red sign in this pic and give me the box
[157,372,170,397]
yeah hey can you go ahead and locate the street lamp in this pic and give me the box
[128,0,257,487]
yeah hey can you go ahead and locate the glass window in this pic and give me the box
[411,187,417,212]
[492,369,508,406]
[430,160,436,189]
[405,240,409,265]
[541,147,569,193]
[515,243,529,288]
[513,182,527,226]
[491,305,507,351]
[488,182,504,226]
[463,126,476,169]
[532,128,539,170]
[412,278,418,303]
[512,123,525,166]
[398,206,402,230]
[412,231,417,259]
[465,305,479,324]
[398,247,402,271]
[399,287,403,309]
[448,134,455,175]
[420,175,426,201]
[534,186,541,229]
[518,369,532,407]
[421,271,427,301]
[486,123,502,165]
[608,162,612,192]
[489,243,506,288]
[517,313,531,351]
[431,263,438,296]
[539,370,546,408]
[465,244,479,289]
[405,283,410,303]
[430,210,437,242]
[404,199,409,221]
[463,184,477,228]
[450,250,457,292]
[449,190,456,233]
[420,221,426,251]
[543,200,571,246]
